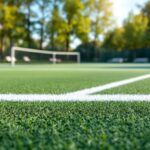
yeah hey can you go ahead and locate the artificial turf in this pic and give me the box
[1,102,150,150]
[0,64,150,150]
[100,78,150,94]
[0,68,149,94]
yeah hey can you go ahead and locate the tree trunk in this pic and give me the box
[27,5,31,48]
[0,33,4,61]
[65,18,71,52]
[50,32,54,50]
[40,24,44,50]
[65,32,70,52]
[39,4,45,50]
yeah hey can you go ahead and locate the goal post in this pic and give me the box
[11,47,81,67]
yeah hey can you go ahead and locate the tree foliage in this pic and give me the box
[123,13,148,50]
[0,0,113,55]
[0,0,150,62]
[89,0,113,42]
[103,27,125,51]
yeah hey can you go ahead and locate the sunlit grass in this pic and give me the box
[0,70,148,94]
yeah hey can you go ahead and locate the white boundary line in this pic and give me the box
[67,74,150,95]
[0,74,150,101]
[0,94,150,101]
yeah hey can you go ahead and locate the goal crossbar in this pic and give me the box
[11,47,80,66]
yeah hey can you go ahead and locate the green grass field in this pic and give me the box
[1,63,150,149]
[1,102,150,150]
[101,78,150,94]
[0,63,150,94]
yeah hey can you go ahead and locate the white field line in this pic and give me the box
[0,74,150,101]
[67,74,150,95]
[0,94,150,101]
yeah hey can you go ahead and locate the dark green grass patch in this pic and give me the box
[1,102,150,150]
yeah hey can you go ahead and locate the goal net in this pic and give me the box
[11,47,80,67]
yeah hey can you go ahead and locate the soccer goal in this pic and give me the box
[11,47,81,67]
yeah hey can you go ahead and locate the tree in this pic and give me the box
[22,0,35,48]
[46,0,64,50]
[103,27,125,51]
[75,15,91,43]
[0,1,4,59]
[62,0,84,51]
[36,0,51,49]
[0,0,25,59]
[123,12,148,57]
[88,0,113,43]
[47,0,90,51]
[142,0,150,47]
[142,0,150,20]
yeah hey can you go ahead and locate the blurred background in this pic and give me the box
[0,0,150,63]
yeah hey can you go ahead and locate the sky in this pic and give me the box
[112,0,148,26]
